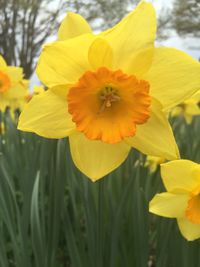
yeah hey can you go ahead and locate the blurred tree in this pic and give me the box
[156,7,172,40]
[173,0,200,37]
[0,0,65,78]
[67,0,139,31]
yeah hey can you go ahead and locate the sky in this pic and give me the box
[31,0,200,87]
[151,0,173,10]
[152,0,200,59]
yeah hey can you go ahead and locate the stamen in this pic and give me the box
[99,88,121,113]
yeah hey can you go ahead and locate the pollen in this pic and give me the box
[0,71,11,93]
[186,187,200,224]
[67,67,151,144]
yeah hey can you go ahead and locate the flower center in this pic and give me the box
[99,85,121,113]
[186,186,200,224]
[0,71,11,93]
[67,67,151,144]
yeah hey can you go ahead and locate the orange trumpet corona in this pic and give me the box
[68,67,151,144]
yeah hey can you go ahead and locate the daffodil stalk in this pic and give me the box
[96,178,105,267]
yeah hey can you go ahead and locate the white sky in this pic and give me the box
[151,0,200,59]
[151,0,173,10]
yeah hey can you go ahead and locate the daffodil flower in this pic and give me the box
[150,160,200,241]
[170,91,200,124]
[18,1,200,181]
[145,155,165,173]
[0,55,27,112]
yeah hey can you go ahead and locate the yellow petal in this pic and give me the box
[190,90,200,102]
[145,48,200,110]
[145,155,165,173]
[36,34,94,87]
[18,89,75,138]
[5,66,24,84]
[5,82,27,99]
[185,103,200,116]
[170,106,182,117]
[161,160,200,193]
[149,192,189,218]
[102,1,156,68]
[125,98,179,160]
[125,47,154,77]
[177,218,200,241]
[58,12,92,41]
[50,84,72,98]
[184,114,193,124]
[0,55,7,67]
[88,38,113,70]
[33,85,45,95]
[69,132,130,181]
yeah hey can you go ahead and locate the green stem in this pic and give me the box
[96,178,105,267]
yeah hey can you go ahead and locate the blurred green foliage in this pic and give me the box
[0,111,200,267]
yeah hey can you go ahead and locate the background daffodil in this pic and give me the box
[170,90,200,124]
[145,155,165,173]
[18,1,200,181]
[149,160,200,241]
[0,55,27,112]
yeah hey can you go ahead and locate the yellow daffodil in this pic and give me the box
[0,55,27,112]
[150,160,200,241]
[145,155,165,173]
[18,1,200,181]
[170,91,200,124]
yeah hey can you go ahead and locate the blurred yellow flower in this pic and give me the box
[150,160,200,241]
[18,1,200,181]
[145,155,165,173]
[0,55,27,112]
[170,91,200,124]
[0,121,5,135]
[26,85,45,102]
